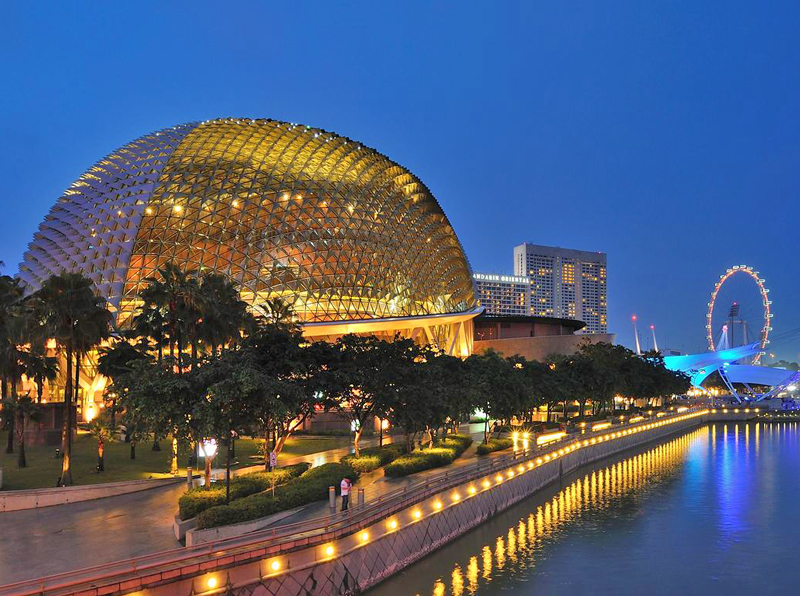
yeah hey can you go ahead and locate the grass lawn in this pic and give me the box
[238,435,352,467]
[0,431,352,491]
[0,431,186,490]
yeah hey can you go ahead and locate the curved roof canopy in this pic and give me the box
[19,118,476,326]
[664,342,799,398]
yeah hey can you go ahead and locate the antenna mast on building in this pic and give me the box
[632,315,642,355]
[650,324,659,353]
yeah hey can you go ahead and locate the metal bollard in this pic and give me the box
[329,486,336,512]
[0,467,3,490]
[186,466,193,488]
[358,488,365,507]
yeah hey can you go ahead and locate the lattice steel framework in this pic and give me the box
[20,118,475,327]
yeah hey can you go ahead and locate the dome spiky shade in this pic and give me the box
[19,118,475,324]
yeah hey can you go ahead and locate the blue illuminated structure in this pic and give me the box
[664,342,800,402]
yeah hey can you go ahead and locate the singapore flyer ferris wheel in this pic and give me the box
[706,265,772,363]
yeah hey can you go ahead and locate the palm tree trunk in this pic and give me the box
[171,434,179,475]
[177,328,183,372]
[5,408,13,454]
[74,351,81,420]
[225,438,232,503]
[16,408,26,468]
[59,344,74,486]
[97,438,105,472]
[264,425,271,471]
[36,373,43,404]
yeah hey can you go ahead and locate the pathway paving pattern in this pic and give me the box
[0,424,489,585]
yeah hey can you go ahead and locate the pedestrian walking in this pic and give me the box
[340,476,352,511]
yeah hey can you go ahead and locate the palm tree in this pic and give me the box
[261,297,299,331]
[198,273,250,354]
[98,338,149,431]
[88,413,113,472]
[33,272,112,486]
[140,263,200,370]
[14,395,39,468]
[131,303,167,362]
[0,275,23,453]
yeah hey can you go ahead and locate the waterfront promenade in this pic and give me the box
[0,410,716,596]
[0,425,486,585]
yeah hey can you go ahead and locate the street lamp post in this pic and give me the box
[198,438,218,487]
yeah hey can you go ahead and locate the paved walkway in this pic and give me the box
[0,424,490,586]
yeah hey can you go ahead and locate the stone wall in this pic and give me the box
[474,333,616,361]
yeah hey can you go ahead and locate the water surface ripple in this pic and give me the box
[373,422,800,596]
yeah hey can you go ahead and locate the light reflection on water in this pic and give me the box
[374,423,800,596]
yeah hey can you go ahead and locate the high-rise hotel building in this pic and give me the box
[513,243,607,333]
[472,273,531,316]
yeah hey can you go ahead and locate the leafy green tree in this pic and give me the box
[466,349,527,442]
[327,334,412,457]
[115,358,199,475]
[379,342,439,450]
[192,352,280,500]
[240,322,318,461]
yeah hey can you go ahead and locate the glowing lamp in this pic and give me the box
[537,431,566,445]
[207,577,218,589]
[198,438,218,459]
[325,545,335,557]
[270,560,281,572]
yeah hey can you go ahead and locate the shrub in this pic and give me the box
[383,434,472,478]
[196,462,359,529]
[476,438,513,456]
[178,462,310,520]
[340,444,406,473]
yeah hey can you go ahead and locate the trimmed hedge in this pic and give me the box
[383,434,473,478]
[476,437,513,456]
[340,444,406,473]
[196,462,358,529]
[178,462,310,520]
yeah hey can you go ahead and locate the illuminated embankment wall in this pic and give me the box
[132,412,707,596]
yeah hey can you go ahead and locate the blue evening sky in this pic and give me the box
[1,2,798,359]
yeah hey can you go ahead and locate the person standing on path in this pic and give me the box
[340,477,352,511]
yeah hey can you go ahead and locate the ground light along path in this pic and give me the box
[373,422,800,596]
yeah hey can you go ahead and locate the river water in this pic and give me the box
[373,422,800,596]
